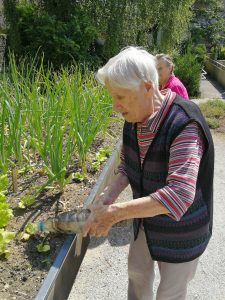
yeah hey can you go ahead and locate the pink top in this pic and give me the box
[160,75,189,100]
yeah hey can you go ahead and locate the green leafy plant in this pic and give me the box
[96,146,112,161]
[100,146,112,157]
[25,223,38,235]
[17,231,30,241]
[0,174,14,258]
[174,49,202,98]
[0,229,15,258]
[73,172,86,182]
[91,146,112,173]
[0,192,6,202]
[0,200,13,228]
[69,69,112,174]
[0,174,9,193]
[36,237,50,253]
[18,194,36,209]
[91,161,101,173]
[193,44,207,65]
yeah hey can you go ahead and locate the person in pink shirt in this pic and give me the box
[156,53,189,100]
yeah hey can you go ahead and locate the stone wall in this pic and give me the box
[205,58,225,88]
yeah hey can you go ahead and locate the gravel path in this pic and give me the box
[68,131,225,300]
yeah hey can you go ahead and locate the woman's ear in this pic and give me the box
[144,81,153,92]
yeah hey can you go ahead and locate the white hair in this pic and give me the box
[96,46,158,90]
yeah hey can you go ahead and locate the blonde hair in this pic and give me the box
[96,46,159,90]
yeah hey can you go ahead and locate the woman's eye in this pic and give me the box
[117,96,124,100]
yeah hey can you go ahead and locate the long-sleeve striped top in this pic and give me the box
[118,89,205,221]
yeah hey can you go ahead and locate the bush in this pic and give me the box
[8,1,99,68]
[174,51,202,98]
[193,44,207,65]
[199,99,225,129]
[199,99,225,118]
[219,46,225,60]
[205,118,220,129]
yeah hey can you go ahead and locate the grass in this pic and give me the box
[199,99,225,129]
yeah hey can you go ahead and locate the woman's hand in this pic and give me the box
[82,199,118,237]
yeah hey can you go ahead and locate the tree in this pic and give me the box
[3,0,199,67]
[157,0,196,53]
[191,0,225,55]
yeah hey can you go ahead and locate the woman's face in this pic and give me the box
[157,59,173,86]
[106,81,154,123]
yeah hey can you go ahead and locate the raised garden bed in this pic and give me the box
[0,124,122,300]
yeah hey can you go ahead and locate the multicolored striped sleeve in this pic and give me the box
[150,121,205,221]
[117,146,127,176]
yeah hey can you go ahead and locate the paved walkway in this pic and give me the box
[200,75,225,100]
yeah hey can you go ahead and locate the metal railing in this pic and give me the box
[206,57,225,72]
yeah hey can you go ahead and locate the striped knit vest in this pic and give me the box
[123,95,214,263]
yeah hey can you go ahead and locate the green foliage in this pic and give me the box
[4,0,197,66]
[18,194,36,209]
[25,223,38,235]
[36,243,50,253]
[98,146,112,158]
[6,1,98,68]
[174,50,202,97]
[0,229,15,258]
[0,174,9,192]
[191,0,225,52]
[199,99,225,118]
[0,53,27,172]
[219,47,225,60]
[0,192,6,202]
[205,118,220,129]
[91,161,101,173]
[91,146,112,173]
[193,44,207,65]
[0,178,13,229]
[36,237,50,253]
[0,52,112,191]
[3,0,20,52]
[73,172,87,182]
[0,200,13,228]
[0,174,13,258]
[17,231,30,241]
[158,0,195,53]
[199,99,225,129]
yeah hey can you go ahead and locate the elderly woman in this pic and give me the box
[156,53,189,100]
[82,47,214,300]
